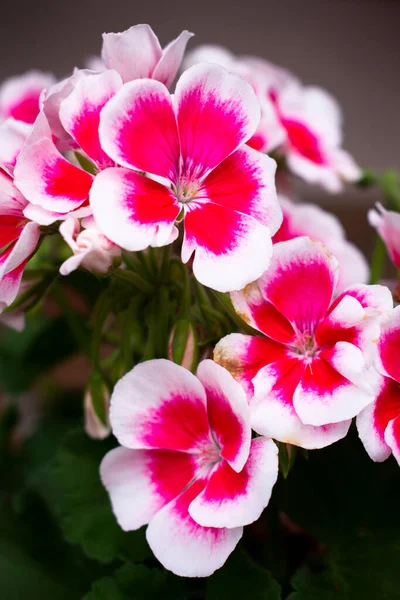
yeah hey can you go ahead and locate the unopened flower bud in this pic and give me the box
[168,319,198,371]
[84,383,111,440]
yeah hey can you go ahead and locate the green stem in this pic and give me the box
[52,284,90,355]
[369,235,387,284]
[113,269,154,294]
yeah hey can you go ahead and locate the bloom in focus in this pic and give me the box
[215,237,391,449]
[101,359,278,577]
[273,194,369,293]
[90,63,281,291]
[0,168,40,313]
[357,306,400,465]
[368,202,400,269]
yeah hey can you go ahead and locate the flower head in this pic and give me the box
[101,359,278,577]
[215,237,391,449]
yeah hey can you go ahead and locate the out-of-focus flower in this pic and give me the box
[59,216,121,275]
[101,359,278,577]
[0,118,31,167]
[369,202,400,269]
[84,386,111,440]
[357,306,400,465]
[0,71,55,124]
[101,24,193,86]
[214,237,391,449]
[184,45,360,191]
[274,195,369,293]
[91,63,281,291]
[0,168,40,313]
[277,83,361,192]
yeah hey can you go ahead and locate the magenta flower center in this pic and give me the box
[196,437,222,470]
[174,176,201,204]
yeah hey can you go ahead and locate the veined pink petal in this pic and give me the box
[293,355,375,426]
[182,202,273,292]
[357,376,400,463]
[230,282,295,343]
[100,446,199,531]
[90,168,179,251]
[152,30,194,88]
[203,146,281,232]
[109,359,210,452]
[377,306,400,382]
[251,359,351,448]
[214,333,289,397]
[101,24,163,83]
[196,360,251,472]
[60,70,122,166]
[0,70,55,124]
[0,118,31,167]
[189,437,278,528]
[99,79,180,181]
[259,237,339,333]
[0,221,40,277]
[146,478,243,577]
[175,63,260,180]
[14,113,93,213]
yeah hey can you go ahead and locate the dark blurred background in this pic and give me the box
[0,0,399,257]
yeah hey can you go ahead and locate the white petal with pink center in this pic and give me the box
[369,203,400,269]
[0,70,55,124]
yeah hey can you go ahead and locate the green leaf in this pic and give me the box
[206,549,282,599]
[282,432,400,599]
[46,429,151,563]
[84,563,185,600]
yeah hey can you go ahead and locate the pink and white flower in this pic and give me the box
[273,195,369,293]
[276,83,361,192]
[101,24,193,86]
[91,63,281,291]
[357,306,400,465]
[101,359,278,577]
[368,202,400,269]
[214,237,391,449]
[0,118,31,167]
[0,168,40,312]
[59,216,121,275]
[0,70,55,124]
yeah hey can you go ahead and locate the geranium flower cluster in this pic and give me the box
[1,22,399,579]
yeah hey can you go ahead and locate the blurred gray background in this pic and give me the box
[0,0,399,256]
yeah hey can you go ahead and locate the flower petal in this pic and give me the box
[0,118,31,167]
[293,355,375,426]
[0,262,26,311]
[100,446,199,531]
[175,63,260,180]
[196,360,251,472]
[259,237,339,333]
[109,359,210,451]
[357,376,400,463]
[376,305,400,382]
[189,437,278,528]
[60,70,122,166]
[214,333,289,397]
[203,145,281,232]
[0,221,40,276]
[152,30,194,88]
[182,202,273,292]
[146,478,243,577]
[14,113,93,213]
[230,282,295,342]
[0,70,55,124]
[101,24,162,83]
[90,167,179,251]
[384,414,400,466]
[99,79,180,181]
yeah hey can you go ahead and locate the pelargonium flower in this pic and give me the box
[0,70,55,124]
[101,359,278,577]
[0,118,31,168]
[273,195,369,293]
[214,237,391,449]
[368,202,400,269]
[59,216,121,276]
[90,63,281,291]
[276,83,361,192]
[357,306,400,465]
[0,168,40,312]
